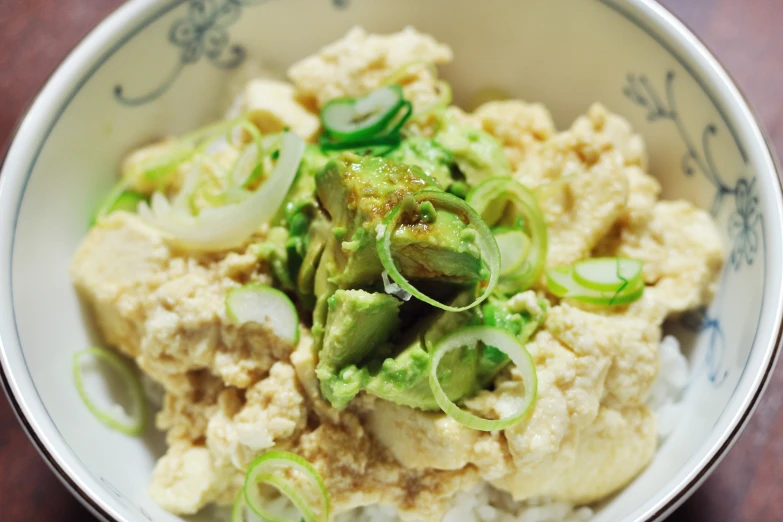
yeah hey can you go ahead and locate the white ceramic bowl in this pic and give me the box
[0,1,781,521]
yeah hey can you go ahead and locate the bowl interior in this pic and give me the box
[1,1,779,521]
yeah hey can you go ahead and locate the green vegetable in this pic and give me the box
[243,451,329,522]
[478,297,547,384]
[545,258,645,306]
[429,326,537,431]
[73,347,146,436]
[226,284,299,345]
[91,182,147,226]
[493,228,530,277]
[434,118,511,186]
[386,137,454,188]
[318,87,414,154]
[321,86,406,141]
[467,178,548,294]
[377,190,500,312]
[315,156,484,288]
[317,290,401,408]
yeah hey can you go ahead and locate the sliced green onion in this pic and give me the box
[91,182,147,226]
[572,257,643,292]
[319,132,402,151]
[321,86,405,141]
[429,326,537,431]
[226,284,299,345]
[467,178,548,294]
[244,451,329,522]
[376,190,500,312]
[493,228,531,277]
[545,258,645,306]
[138,132,305,251]
[383,101,413,136]
[73,347,146,436]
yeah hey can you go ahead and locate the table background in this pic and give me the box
[1,0,781,520]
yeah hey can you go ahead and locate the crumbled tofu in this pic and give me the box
[206,362,307,470]
[546,303,660,407]
[470,100,556,170]
[545,405,657,504]
[70,212,291,394]
[596,200,724,314]
[536,152,629,268]
[569,103,648,170]
[150,442,228,515]
[244,79,320,140]
[288,26,453,110]
[496,405,656,505]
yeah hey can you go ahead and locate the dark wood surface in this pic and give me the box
[0,0,781,520]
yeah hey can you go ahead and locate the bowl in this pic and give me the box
[0,1,781,521]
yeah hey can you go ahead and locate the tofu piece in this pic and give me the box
[71,211,170,359]
[363,398,511,480]
[547,405,657,504]
[71,212,290,394]
[206,362,307,470]
[288,26,453,110]
[149,442,230,515]
[546,303,660,407]
[156,370,224,445]
[470,100,556,170]
[296,414,479,520]
[536,152,629,268]
[569,103,648,170]
[244,79,320,140]
[496,405,656,505]
[596,200,724,314]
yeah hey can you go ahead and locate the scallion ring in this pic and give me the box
[493,227,531,277]
[321,86,405,141]
[429,326,537,431]
[545,257,645,306]
[73,347,146,436]
[91,181,147,226]
[377,190,500,312]
[467,178,548,294]
[244,451,329,522]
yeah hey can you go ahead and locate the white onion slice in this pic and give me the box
[139,132,304,251]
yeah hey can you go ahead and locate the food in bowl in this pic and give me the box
[69,27,723,522]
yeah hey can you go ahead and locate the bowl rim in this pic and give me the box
[0,1,781,521]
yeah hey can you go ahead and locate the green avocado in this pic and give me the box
[318,292,484,410]
[435,120,511,186]
[314,155,485,288]
[387,137,455,189]
[477,296,548,385]
[319,290,401,369]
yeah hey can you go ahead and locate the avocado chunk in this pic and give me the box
[318,292,484,411]
[478,293,547,385]
[314,155,485,288]
[435,119,511,186]
[317,289,401,407]
[387,137,454,189]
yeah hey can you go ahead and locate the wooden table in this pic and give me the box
[0,0,781,520]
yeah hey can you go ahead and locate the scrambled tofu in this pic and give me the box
[288,26,452,112]
[70,27,724,522]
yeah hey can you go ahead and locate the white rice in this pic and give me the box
[335,335,689,522]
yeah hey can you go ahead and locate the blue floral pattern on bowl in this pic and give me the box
[114,0,348,106]
[623,71,760,271]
